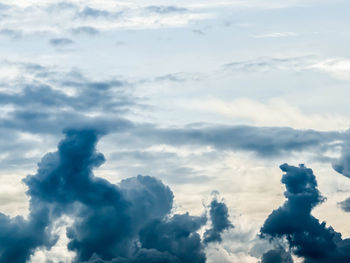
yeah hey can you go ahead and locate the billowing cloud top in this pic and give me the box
[0,129,232,263]
[261,164,350,263]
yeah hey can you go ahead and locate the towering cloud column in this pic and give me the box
[260,164,350,263]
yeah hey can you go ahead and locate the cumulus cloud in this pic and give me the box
[0,129,233,262]
[260,164,350,262]
[261,248,293,263]
[331,138,350,212]
[332,139,350,179]
[203,197,233,244]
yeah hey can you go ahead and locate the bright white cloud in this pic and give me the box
[252,32,298,38]
[311,59,350,81]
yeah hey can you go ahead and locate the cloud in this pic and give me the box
[260,163,350,262]
[0,29,22,39]
[223,56,315,73]
[338,197,350,212]
[192,29,205,35]
[49,38,74,46]
[188,98,350,130]
[252,32,298,38]
[129,124,343,158]
[0,1,212,34]
[0,61,346,175]
[108,149,212,185]
[78,6,111,18]
[331,138,350,212]
[0,129,233,262]
[310,59,350,81]
[71,26,99,35]
[145,6,187,14]
[203,196,233,244]
[138,213,207,263]
[332,140,350,179]
[0,62,139,135]
[261,248,293,263]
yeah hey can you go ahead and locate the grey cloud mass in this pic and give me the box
[261,248,293,263]
[203,197,233,244]
[0,129,232,262]
[261,164,350,263]
[0,61,345,175]
[129,125,343,158]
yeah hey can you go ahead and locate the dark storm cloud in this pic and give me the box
[338,198,350,212]
[87,249,181,263]
[331,139,350,212]
[261,249,293,263]
[203,197,233,244]
[260,164,350,263]
[332,140,350,179]
[0,129,232,262]
[0,209,55,262]
[138,213,207,263]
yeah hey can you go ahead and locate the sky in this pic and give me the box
[1,0,350,262]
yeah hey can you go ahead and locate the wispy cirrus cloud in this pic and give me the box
[252,32,298,38]
[223,56,316,73]
[0,1,213,36]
